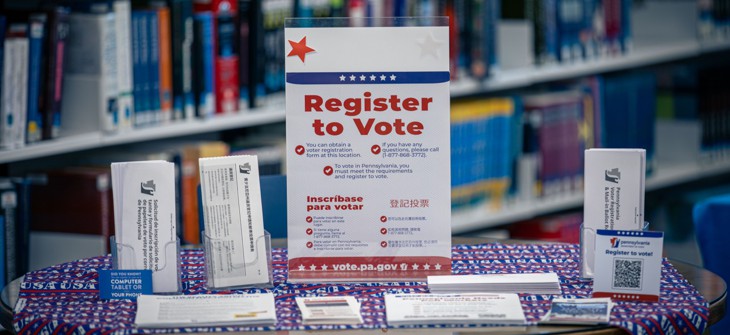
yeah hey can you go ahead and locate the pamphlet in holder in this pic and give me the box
[202,230,274,290]
[109,235,182,294]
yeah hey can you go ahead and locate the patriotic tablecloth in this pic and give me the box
[13,243,709,335]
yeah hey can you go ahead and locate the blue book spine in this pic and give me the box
[620,0,631,52]
[557,0,583,62]
[0,215,5,290]
[509,96,522,196]
[0,16,5,129]
[132,11,149,126]
[26,17,45,144]
[148,10,160,124]
[544,0,559,63]
[201,13,214,118]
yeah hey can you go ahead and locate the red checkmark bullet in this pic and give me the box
[380,228,387,235]
[295,145,305,155]
[306,241,313,248]
[306,216,313,223]
[380,216,387,223]
[381,241,388,248]
[371,144,381,155]
[306,228,313,235]
[323,166,333,176]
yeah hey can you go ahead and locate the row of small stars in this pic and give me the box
[611,294,646,300]
[339,74,398,82]
[296,263,443,271]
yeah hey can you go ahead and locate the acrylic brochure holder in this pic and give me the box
[110,235,182,294]
[202,230,274,290]
[579,221,650,279]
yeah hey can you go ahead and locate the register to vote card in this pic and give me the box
[593,229,663,302]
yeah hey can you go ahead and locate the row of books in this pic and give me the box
[501,0,632,65]
[2,134,285,274]
[0,0,642,150]
[450,70,657,210]
[698,0,730,41]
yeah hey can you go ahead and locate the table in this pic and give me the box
[1,237,726,335]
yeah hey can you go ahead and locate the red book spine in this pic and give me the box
[193,0,239,114]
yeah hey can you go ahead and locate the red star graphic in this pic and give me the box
[288,36,316,63]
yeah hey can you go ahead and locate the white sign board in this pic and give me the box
[285,18,451,282]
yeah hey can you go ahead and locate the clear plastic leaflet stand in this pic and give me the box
[579,221,650,280]
[202,230,274,290]
[110,235,182,294]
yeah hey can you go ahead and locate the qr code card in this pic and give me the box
[592,229,663,302]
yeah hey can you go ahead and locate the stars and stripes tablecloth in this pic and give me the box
[13,242,709,335]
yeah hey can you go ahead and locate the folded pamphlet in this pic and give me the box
[111,160,179,293]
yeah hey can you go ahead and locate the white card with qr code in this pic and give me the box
[593,230,663,302]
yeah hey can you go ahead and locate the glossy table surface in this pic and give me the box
[0,237,725,335]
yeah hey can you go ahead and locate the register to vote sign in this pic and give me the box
[285,18,451,282]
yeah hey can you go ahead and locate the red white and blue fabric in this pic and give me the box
[14,243,708,335]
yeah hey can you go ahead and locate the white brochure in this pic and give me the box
[135,293,277,328]
[199,155,270,288]
[581,149,646,278]
[295,296,364,325]
[384,293,526,326]
[111,160,179,293]
[593,229,663,302]
[427,272,561,295]
[285,18,452,282]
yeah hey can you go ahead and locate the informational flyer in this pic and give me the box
[199,156,270,289]
[111,160,179,293]
[593,229,663,302]
[285,18,451,282]
[384,293,526,326]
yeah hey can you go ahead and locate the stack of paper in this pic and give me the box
[198,155,270,289]
[111,160,179,293]
[135,293,277,328]
[295,296,364,325]
[427,272,562,294]
[385,293,526,326]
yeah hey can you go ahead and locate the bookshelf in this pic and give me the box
[3,38,729,165]
[452,158,730,234]
[2,0,730,262]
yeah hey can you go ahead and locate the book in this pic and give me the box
[1,23,29,150]
[61,5,119,135]
[135,293,277,328]
[114,0,135,131]
[192,11,215,118]
[147,9,161,123]
[28,168,114,245]
[384,293,527,326]
[193,0,239,115]
[40,5,70,140]
[1,179,18,284]
[167,0,195,120]
[25,14,46,144]
[25,168,113,270]
[155,4,174,123]
[427,272,562,294]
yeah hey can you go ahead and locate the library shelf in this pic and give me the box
[0,104,286,164]
[1,40,728,165]
[451,158,730,234]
